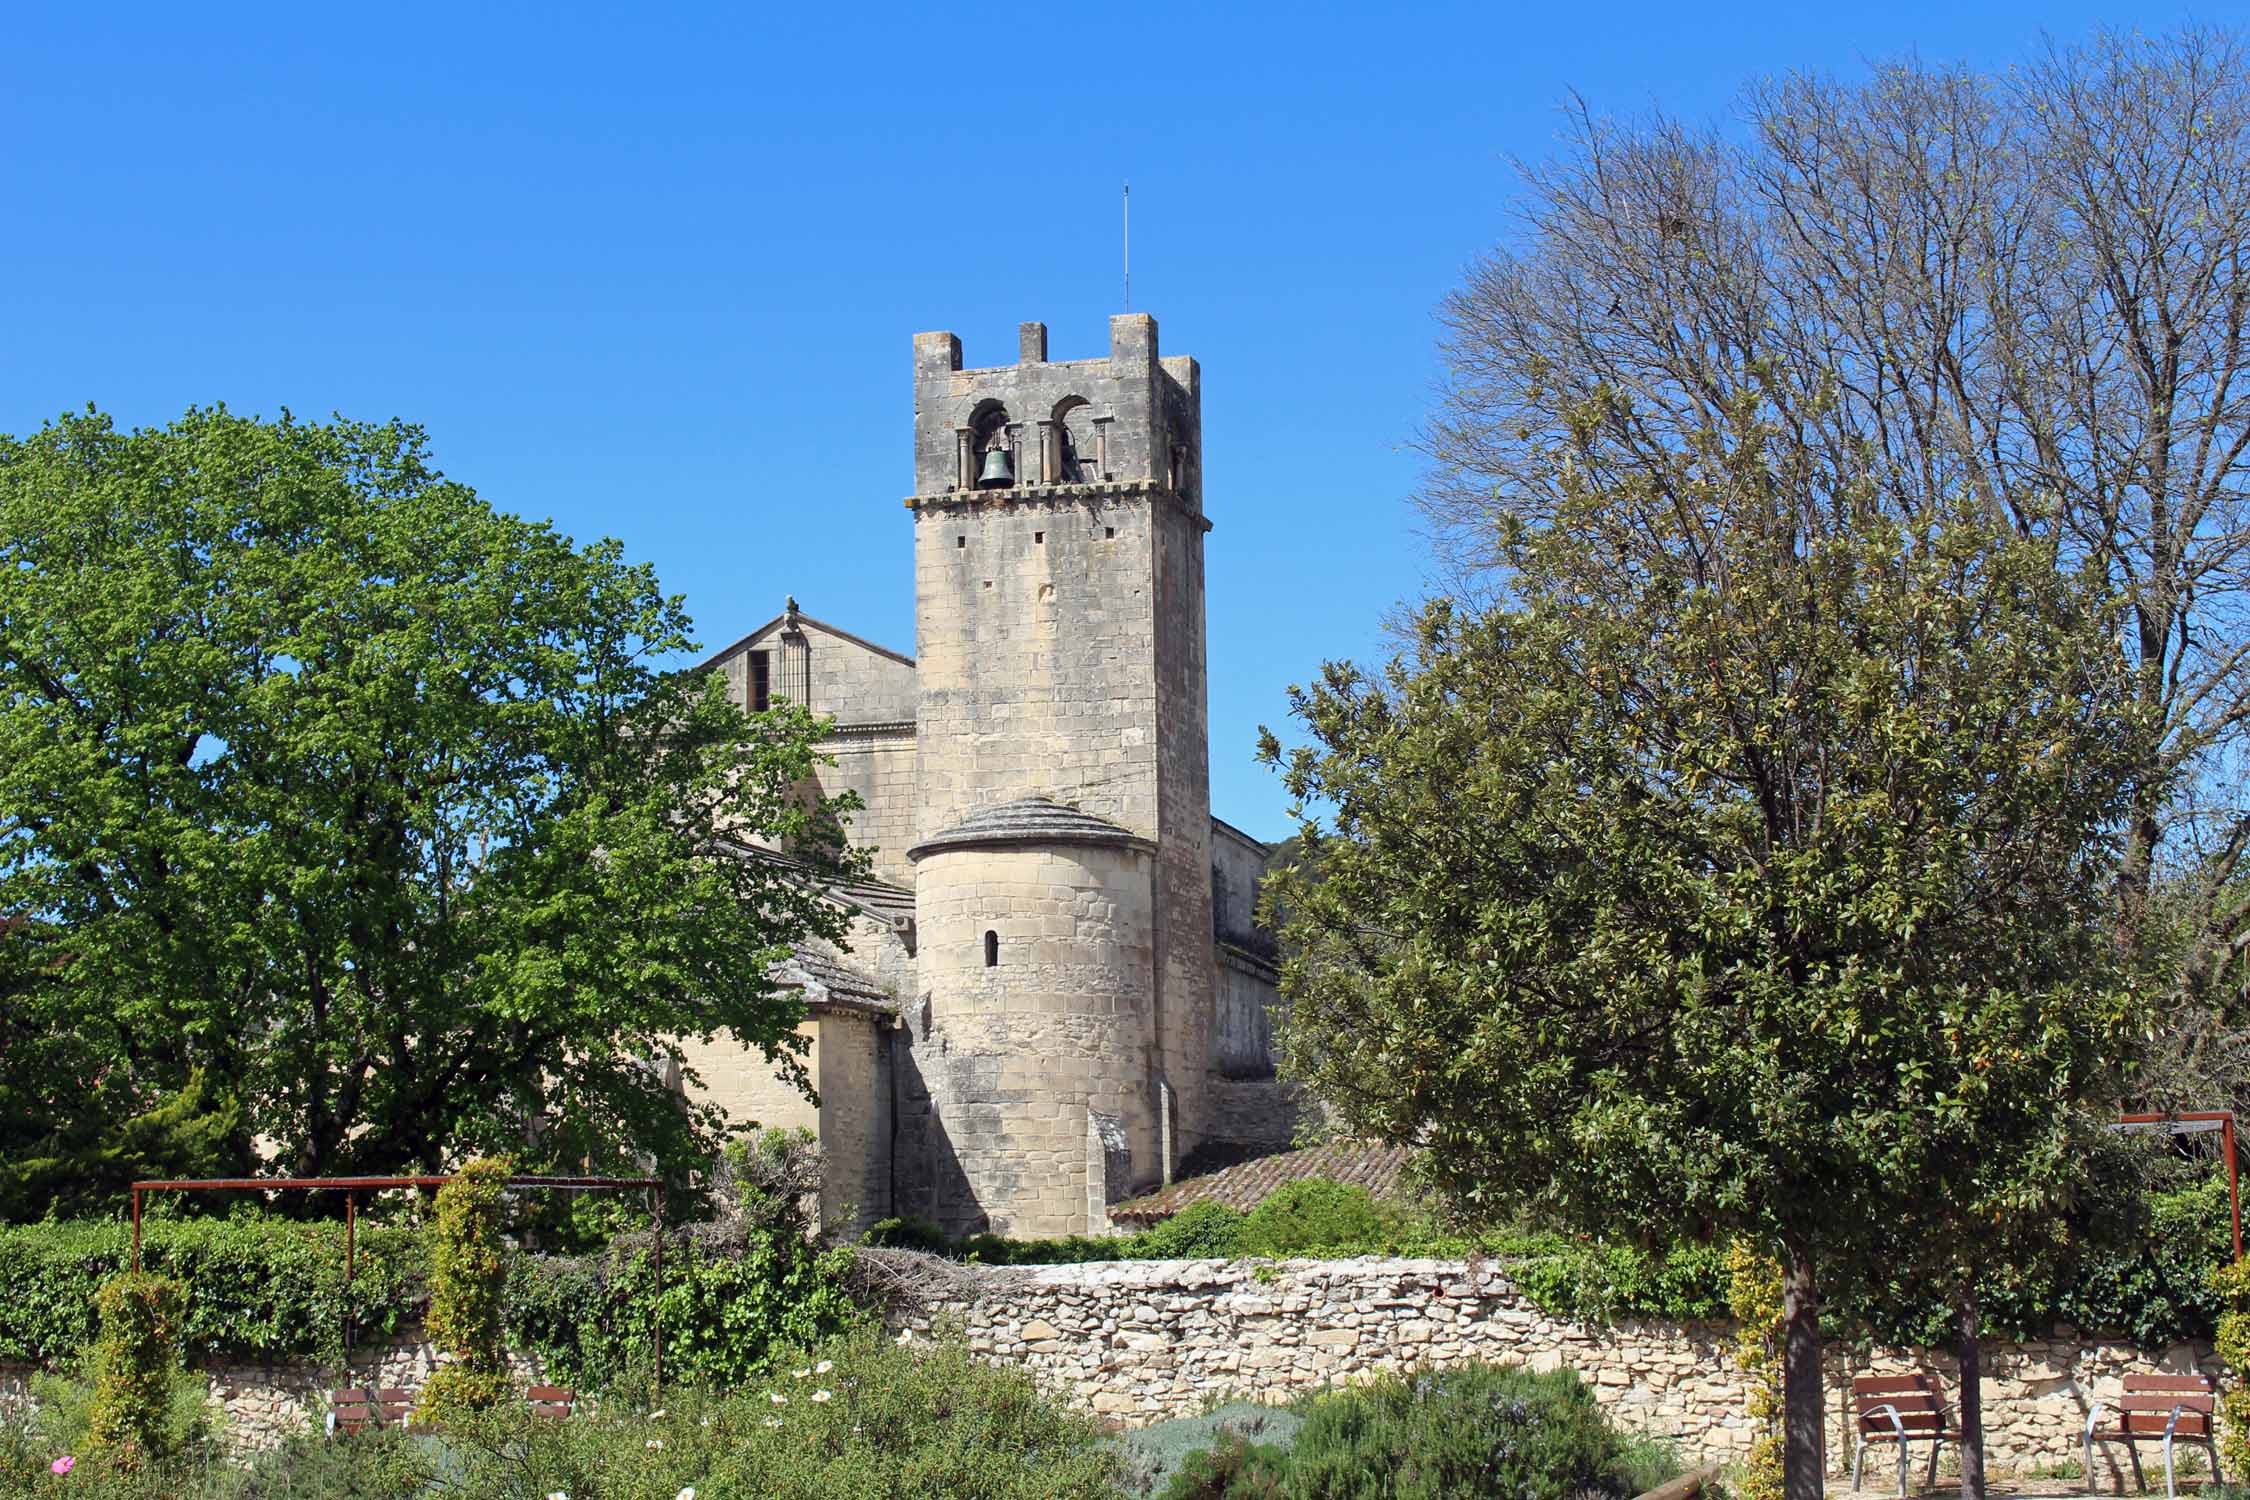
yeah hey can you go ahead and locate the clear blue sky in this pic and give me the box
[1,1,2170,839]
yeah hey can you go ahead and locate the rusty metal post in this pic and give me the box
[652,1182,664,1392]
[344,1192,357,1358]
[2227,1116,2242,1262]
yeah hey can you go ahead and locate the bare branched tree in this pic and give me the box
[1423,26,2250,1024]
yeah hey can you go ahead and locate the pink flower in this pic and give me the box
[51,1455,74,1474]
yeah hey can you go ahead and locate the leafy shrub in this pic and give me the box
[85,1273,188,1468]
[1135,1202,1251,1260]
[1236,1180,1407,1257]
[1162,1429,1290,1499]
[0,1415,432,1500]
[429,1325,1122,1500]
[508,1221,861,1390]
[2215,1253,2250,1482]
[420,1157,512,1423]
[1115,1401,1306,1496]
[1283,1362,1659,1500]
[22,1356,210,1481]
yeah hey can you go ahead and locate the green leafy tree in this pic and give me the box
[1260,418,2152,1500]
[0,406,862,1185]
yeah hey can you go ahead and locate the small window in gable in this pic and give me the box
[749,650,771,713]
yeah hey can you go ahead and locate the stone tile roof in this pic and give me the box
[909,797,1154,860]
[715,839,915,927]
[772,947,894,1014]
[1107,1141,1418,1227]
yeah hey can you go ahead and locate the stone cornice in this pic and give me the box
[903,480,1213,533]
[825,720,916,741]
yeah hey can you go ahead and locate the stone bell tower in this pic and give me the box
[896,314,1214,1237]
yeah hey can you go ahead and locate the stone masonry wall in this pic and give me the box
[1,1255,2221,1474]
[0,1326,544,1457]
[894,1256,2222,1481]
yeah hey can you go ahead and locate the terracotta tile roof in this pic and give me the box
[1107,1141,1417,1226]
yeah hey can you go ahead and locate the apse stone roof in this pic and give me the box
[908,797,1155,861]
[1106,1141,1418,1227]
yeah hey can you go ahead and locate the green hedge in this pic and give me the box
[507,1232,861,1390]
[0,1219,418,1367]
[0,1215,860,1387]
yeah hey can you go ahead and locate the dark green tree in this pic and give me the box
[0,406,861,1188]
[1260,415,2154,1500]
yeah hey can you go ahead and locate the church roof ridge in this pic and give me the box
[907,796,1155,861]
[693,604,915,674]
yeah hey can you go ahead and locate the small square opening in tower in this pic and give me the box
[1104,526,1116,539]
[1034,531,1044,544]
[956,535,966,549]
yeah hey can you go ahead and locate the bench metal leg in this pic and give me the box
[1928,1438,1943,1489]
[1852,1436,1867,1492]
[2207,1438,2222,1489]
[2129,1440,2148,1493]
[2163,1434,2176,1500]
[1898,1437,1910,1499]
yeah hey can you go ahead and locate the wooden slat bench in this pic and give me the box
[325,1386,414,1436]
[2084,1373,2221,1500]
[1852,1374,1959,1497]
[527,1385,577,1421]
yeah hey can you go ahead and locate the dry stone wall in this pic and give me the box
[0,1254,2222,1475]
[0,1327,545,1457]
[894,1256,2221,1480]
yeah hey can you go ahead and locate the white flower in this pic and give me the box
[814,1359,834,1374]
[546,1493,570,1500]
[646,1437,665,1450]
[895,1329,914,1345]
[648,1408,668,1420]
[699,1416,711,1427]
[762,1416,782,1428]
[769,1391,789,1405]
[792,1366,811,1379]
[812,1389,832,1404]
[677,1490,697,1500]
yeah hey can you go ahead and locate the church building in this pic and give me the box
[678,314,1289,1238]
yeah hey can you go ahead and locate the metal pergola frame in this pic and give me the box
[130,1174,667,1387]
[2112,1111,2241,1261]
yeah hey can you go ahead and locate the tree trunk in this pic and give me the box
[1783,1249,1827,1500]
[1957,1286,1986,1500]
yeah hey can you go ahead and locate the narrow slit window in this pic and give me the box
[1104,526,1116,539]
[956,535,967,549]
[1034,531,1044,544]
[983,930,999,967]
[748,651,771,713]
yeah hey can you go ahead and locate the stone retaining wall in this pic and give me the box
[894,1256,2220,1479]
[0,1326,545,1456]
[0,1256,2221,1475]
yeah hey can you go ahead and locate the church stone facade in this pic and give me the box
[679,314,1289,1238]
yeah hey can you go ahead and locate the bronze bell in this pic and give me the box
[977,445,1014,487]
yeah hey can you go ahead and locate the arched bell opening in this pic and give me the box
[969,401,1014,489]
[1048,395,1092,483]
